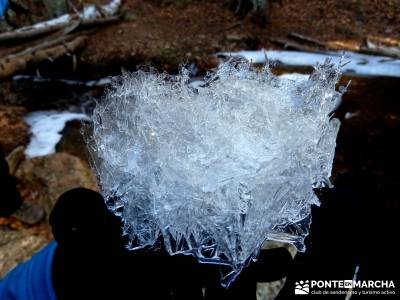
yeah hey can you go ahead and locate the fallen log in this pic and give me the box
[14,0,121,32]
[288,32,326,48]
[0,15,120,43]
[0,24,67,44]
[4,22,81,61]
[365,36,400,47]
[0,36,87,79]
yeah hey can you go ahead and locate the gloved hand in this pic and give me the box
[49,188,293,300]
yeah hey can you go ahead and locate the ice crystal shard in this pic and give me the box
[86,60,343,286]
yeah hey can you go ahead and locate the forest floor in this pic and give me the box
[79,0,400,75]
[2,0,399,77]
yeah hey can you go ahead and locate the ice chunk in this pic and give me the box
[85,59,343,286]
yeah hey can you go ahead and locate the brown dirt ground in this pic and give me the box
[1,0,399,77]
[78,0,400,75]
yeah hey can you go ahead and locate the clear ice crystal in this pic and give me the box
[86,59,343,286]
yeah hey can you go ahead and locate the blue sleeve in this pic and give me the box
[0,0,8,17]
[0,241,58,300]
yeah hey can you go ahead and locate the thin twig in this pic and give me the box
[268,37,321,53]
[288,32,326,47]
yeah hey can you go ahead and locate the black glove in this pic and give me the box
[49,188,293,300]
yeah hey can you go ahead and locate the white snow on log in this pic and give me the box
[83,0,121,18]
[24,111,90,158]
[16,0,121,32]
[217,50,400,78]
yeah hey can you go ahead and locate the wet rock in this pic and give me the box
[11,201,45,225]
[257,280,287,300]
[0,105,30,156]
[6,145,25,175]
[0,228,49,277]
[256,241,297,300]
[56,120,91,164]
[15,152,99,216]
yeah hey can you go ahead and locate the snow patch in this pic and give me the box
[25,111,89,158]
